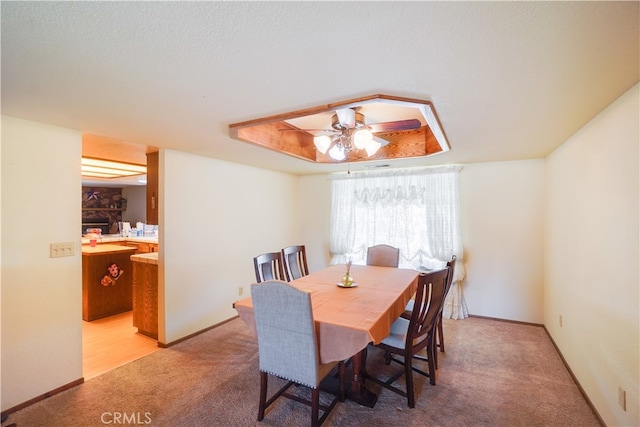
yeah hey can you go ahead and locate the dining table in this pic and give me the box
[234,263,419,407]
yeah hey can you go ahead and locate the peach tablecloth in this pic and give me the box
[234,264,419,364]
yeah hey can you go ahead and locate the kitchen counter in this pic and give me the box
[82,245,137,321]
[82,244,141,255]
[131,251,159,339]
[130,252,158,265]
[81,234,158,245]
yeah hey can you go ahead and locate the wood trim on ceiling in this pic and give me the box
[228,94,449,164]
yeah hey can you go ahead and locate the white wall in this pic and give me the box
[545,84,639,427]
[159,149,300,344]
[1,116,83,410]
[298,160,546,323]
[459,160,545,323]
[121,185,146,224]
[299,174,333,272]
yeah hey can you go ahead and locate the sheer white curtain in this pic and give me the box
[329,166,468,319]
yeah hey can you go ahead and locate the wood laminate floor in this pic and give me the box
[82,311,160,380]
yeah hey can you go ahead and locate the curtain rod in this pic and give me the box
[328,164,462,180]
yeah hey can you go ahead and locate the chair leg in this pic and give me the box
[258,371,268,421]
[311,388,320,427]
[437,313,445,352]
[405,353,415,408]
[427,339,437,386]
[434,335,439,370]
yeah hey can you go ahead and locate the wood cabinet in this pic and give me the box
[82,245,137,321]
[146,151,159,225]
[135,242,158,253]
[131,254,158,339]
[125,241,158,253]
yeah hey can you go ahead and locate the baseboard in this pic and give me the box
[542,326,605,427]
[467,313,543,327]
[158,315,239,348]
[1,377,84,418]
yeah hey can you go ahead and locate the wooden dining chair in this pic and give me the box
[366,244,400,267]
[365,268,450,408]
[281,245,310,281]
[251,280,345,427]
[404,255,457,369]
[253,252,285,283]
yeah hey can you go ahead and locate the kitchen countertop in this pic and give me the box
[81,244,139,255]
[81,234,158,245]
[130,252,159,265]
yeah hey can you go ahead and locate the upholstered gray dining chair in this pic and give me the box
[365,268,450,408]
[366,244,400,267]
[251,280,345,427]
[281,245,310,281]
[253,252,285,283]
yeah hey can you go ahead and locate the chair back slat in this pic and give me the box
[281,245,309,281]
[253,252,285,283]
[251,280,321,388]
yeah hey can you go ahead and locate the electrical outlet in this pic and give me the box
[50,242,75,258]
[559,315,563,327]
[239,286,244,296]
[618,387,626,411]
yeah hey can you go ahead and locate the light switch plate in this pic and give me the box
[50,242,75,258]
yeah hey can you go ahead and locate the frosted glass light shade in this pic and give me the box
[313,135,331,154]
[328,145,346,161]
[353,129,373,149]
[365,140,382,157]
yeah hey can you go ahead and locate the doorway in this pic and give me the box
[81,133,160,379]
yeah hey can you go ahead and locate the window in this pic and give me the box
[329,165,468,319]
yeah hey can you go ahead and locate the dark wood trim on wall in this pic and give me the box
[1,378,84,419]
[467,314,543,327]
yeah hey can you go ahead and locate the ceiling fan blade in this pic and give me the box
[279,128,336,133]
[335,108,356,128]
[373,135,390,147]
[368,119,421,133]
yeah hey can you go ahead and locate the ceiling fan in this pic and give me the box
[282,107,422,161]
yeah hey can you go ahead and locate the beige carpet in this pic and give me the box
[2,317,601,427]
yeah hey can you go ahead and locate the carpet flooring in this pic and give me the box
[2,316,601,427]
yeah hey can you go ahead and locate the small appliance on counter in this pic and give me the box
[82,217,109,235]
[85,228,102,247]
[119,222,132,237]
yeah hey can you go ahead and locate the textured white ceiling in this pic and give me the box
[2,2,638,176]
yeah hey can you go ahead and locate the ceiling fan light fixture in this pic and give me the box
[365,140,382,157]
[333,108,356,129]
[313,135,331,154]
[328,144,346,161]
[353,129,373,149]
